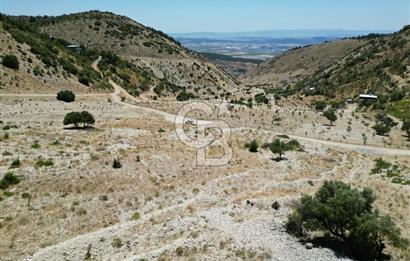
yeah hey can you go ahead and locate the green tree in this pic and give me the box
[373,123,391,136]
[246,139,259,153]
[323,109,337,126]
[402,120,410,140]
[63,111,95,128]
[57,90,76,103]
[269,139,291,160]
[349,214,409,260]
[286,181,408,260]
[314,100,327,111]
[63,112,82,128]
[81,111,95,127]
[255,93,269,104]
[2,54,19,69]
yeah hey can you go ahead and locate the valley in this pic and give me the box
[0,9,410,261]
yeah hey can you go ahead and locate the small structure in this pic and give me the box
[359,94,378,101]
[66,44,81,53]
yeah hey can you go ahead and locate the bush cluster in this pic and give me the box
[0,172,20,190]
[2,54,19,69]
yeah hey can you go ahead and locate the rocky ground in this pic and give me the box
[0,93,409,261]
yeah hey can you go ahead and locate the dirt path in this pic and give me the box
[286,134,410,157]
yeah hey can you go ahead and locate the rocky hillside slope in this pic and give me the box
[242,39,365,87]
[297,27,410,99]
[243,26,410,102]
[38,11,238,96]
[0,11,238,99]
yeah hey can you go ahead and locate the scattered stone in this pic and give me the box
[305,243,314,249]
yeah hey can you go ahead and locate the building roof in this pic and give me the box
[359,94,378,99]
[66,44,81,48]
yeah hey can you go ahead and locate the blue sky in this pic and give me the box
[1,0,409,33]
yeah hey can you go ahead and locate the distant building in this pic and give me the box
[359,94,378,101]
[66,44,81,53]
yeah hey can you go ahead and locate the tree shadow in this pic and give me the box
[308,235,351,259]
[271,157,288,162]
[307,235,392,261]
[64,126,96,131]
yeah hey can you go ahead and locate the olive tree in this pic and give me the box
[57,90,76,103]
[63,111,95,128]
[269,139,292,160]
[323,109,337,126]
[402,120,410,140]
[286,181,408,260]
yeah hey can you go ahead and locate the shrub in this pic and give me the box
[9,157,21,169]
[2,54,19,69]
[2,151,12,156]
[255,93,269,104]
[373,123,391,136]
[36,158,54,168]
[176,246,184,256]
[0,172,20,190]
[272,201,281,210]
[31,140,41,149]
[402,120,410,140]
[245,139,259,153]
[176,91,195,101]
[286,181,408,260]
[79,76,90,86]
[112,238,123,248]
[131,212,140,220]
[313,100,327,111]
[112,158,122,169]
[57,90,75,103]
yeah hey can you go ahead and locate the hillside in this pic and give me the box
[295,27,410,99]
[0,14,164,97]
[38,11,238,96]
[201,52,262,78]
[242,39,365,87]
[0,11,238,99]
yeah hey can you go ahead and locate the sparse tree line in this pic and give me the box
[245,137,303,160]
[313,99,410,139]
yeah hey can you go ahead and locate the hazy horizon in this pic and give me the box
[1,0,408,33]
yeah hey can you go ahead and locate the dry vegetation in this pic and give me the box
[0,93,409,260]
[1,10,410,261]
